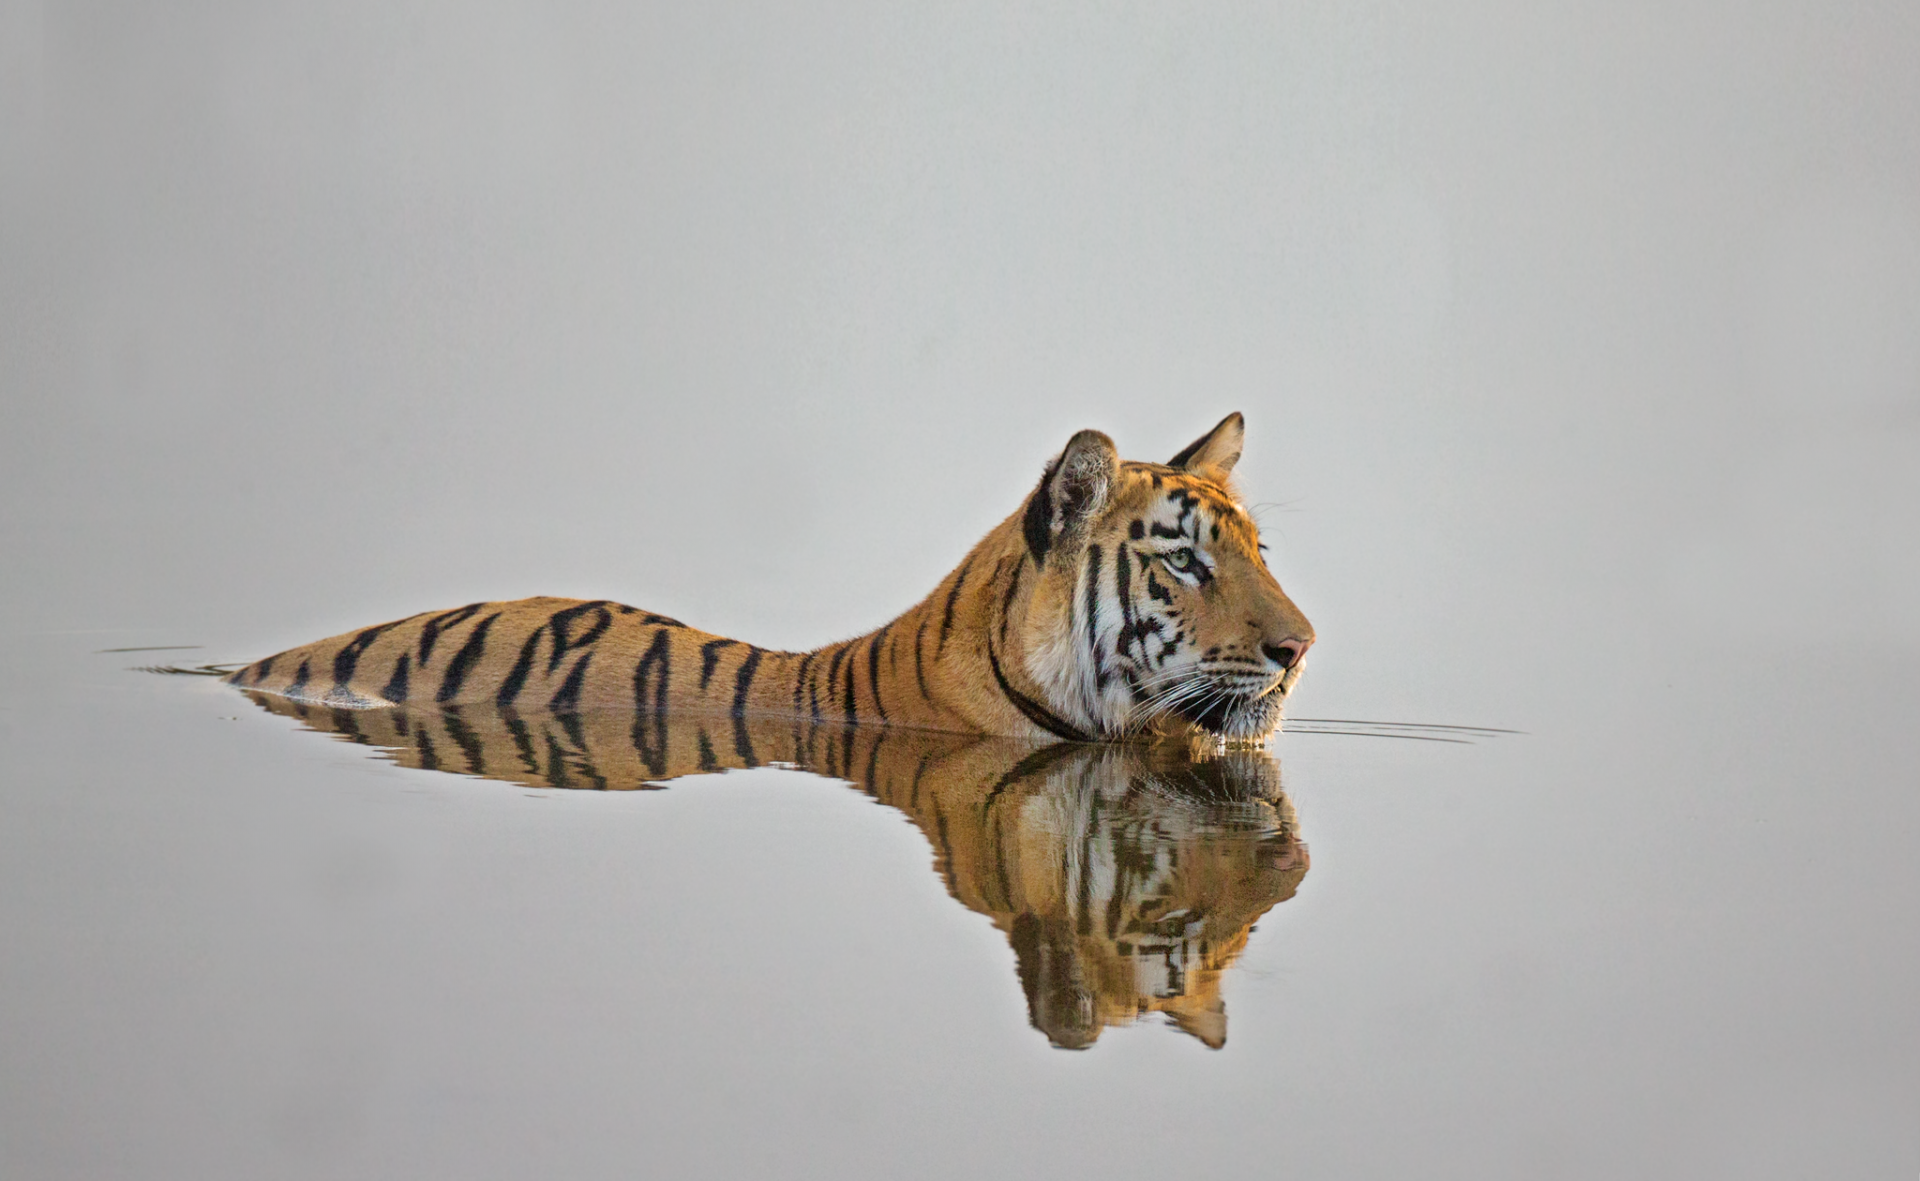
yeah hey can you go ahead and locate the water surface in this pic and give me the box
[2,630,1912,1179]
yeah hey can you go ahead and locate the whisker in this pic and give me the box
[1281,726,1475,744]
[1136,675,1207,720]
[1285,717,1523,735]
[1131,665,1195,690]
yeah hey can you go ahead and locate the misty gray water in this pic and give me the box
[6,615,1916,1178]
[4,4,1919,1178]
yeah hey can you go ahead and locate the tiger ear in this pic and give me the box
[1023,429,1118,565]
[1168,995,1228,1049]
[1167,412,1244,478]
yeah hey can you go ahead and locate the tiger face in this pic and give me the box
[1018,413,1314,744]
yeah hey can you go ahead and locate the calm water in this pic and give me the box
[1,625,1912,1178]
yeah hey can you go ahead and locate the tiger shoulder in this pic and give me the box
[227,413,1314,745]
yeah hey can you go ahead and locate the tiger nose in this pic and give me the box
[1261,637,1312,671]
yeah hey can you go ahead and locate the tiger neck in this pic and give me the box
[752,517,1080,739]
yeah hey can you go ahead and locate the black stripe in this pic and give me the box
[1023,456,1061,563]
[330,707,363,742]
[932,799,956,890]
[1114,541,1136,664]
[865,625,890,723]
[330,619,405,696]
[823,643,849,724]
[1075,848,1095,935]
[732,647,763,717]
[630,710,666,778]
[790,650,816,719]
[286,659,312,699]
[544,601,611,675]
[1146,569,1172,604]
[731,713,760,769]
[842,641,860,727]
[799,712,819,770]
[556,711,608,790]
[787,665,810,765]
[908,746,934,811]
[418,603,483,667]
[543,728,575,789]
[504,712,539,774]
[861,729,884,795]
[414,723,440,771]
[998,559,1024,645]
[549,651,593,711]
[631,628,672,715]
[980,742,1087,813]
[628,630,671,780]
[1084,544,1106,688]
[379,652,412,704]
[696,728,718,773]
[496,627,545,707]
[700,638,735,691]
[938,556,975,653]
[1104,863,1130,938]
[986,643,1091,741]
[250,655,276,686]
[434,612,500,704]
[913,616,932,702]
[994,833,1016,912]
[441,708,486,775]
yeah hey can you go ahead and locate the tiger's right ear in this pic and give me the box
[1167,411,1244,479]
[1023,429,1118,565]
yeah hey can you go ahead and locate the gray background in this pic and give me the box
[2,3,1917,1178]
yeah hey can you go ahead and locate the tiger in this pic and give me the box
[242,692,1310,1049]
[226,412,1315,745]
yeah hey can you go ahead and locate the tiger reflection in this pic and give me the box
[243,691,1308,1049]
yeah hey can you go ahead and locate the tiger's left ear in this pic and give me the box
[1167,412,1244,479]
[1023,429,1118,565]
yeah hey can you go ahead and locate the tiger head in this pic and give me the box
[1016,413,1314,744]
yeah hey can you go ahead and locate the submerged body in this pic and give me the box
[228,414,1315,744]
